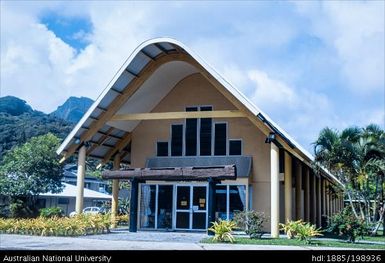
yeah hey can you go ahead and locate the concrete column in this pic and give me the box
[270,143,280,238]
[295,160,302,220]
[208,178,217,236]
[336,196,340,213]
[304,167,310,222]
[325,181,330,218]
[75,145,86,214]
[129,179,138,232]
[322,179,326,216]
[311,172,317,225]
[341,196,344,211]
[111,154,120,228]
[284,151,292,222]
[317,177,322,227]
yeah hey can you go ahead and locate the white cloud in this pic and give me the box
[0,7,77,110]
[0,1,383,152]
[246,68,334,151]
[293,1,384,93]
[209,63,334,151]
[247,69,297,108]
[0,2,157,112]
[356,108,385,129]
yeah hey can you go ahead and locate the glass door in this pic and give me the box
[192,186,207,230]
[175,185,207,230]
[175,186,190,229]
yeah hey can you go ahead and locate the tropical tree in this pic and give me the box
[313,124,385,235]
[0,133,64,217]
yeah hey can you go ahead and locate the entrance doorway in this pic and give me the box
[175,185,208,230]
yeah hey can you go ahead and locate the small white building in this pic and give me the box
[37,183,112,215]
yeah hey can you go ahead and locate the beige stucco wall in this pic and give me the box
[130,73,272,228]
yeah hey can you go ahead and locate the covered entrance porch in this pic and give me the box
[102,165,237,233]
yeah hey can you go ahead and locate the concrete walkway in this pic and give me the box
[0,231,376,250]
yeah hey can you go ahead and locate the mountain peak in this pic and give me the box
[51,96,93,123]
[0,96,33,116]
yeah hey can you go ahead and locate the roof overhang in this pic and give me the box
[56,37,342,186]
[101,165,236,181]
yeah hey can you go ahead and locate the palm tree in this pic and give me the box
[313,124,385,234]
[313,127,359,218]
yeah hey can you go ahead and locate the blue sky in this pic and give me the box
[40,13,92,51]
[1,1,384,153]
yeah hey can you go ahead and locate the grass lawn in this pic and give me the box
[361,230,385,243]
[320,230,385,243]
[201,237,385,249]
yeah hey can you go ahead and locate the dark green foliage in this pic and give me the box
[8,197,39,218]
[0,133,64,196]
[39,207,64,218]
[327,207,369,243]
[0,112,73,161]
[233,210,266,239]
[50,96,93,123]
[0,96,33,116]
[0,134,65,217]
[313,124,385,235]
[0,95,94,161]
[119,198,130,215]
[0,204,10,218]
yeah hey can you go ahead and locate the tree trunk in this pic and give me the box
[373,175,380,222]
[347,190,359,219]
[371,203,385,236]
[382,174,385,236]
[359,200,366,221]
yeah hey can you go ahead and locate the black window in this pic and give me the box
[185,107,198,156]
[171,124,183,156]
[214,123,227,155]
[157,142,168,156]
[200,106,212,156]
[58,198,69,205]
[229,140,242,155]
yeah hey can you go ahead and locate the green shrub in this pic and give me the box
[296,222,323,244]
[116,214,129,225]
[39,207,64,218]
[280,220,323,244]
[327,207,368,243]
[233,210,266,239]
[0,205,10,218]
[0,214,111,236]
[208,220,236,243]
[9,199,27,218]
[279,219,303,239]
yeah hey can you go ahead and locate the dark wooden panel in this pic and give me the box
[101,165,236,181]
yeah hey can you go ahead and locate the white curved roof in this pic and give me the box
[56,37,341,185]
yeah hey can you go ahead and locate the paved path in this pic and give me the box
[0,232,373,250]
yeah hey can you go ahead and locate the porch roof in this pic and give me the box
[101,165,236,181]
